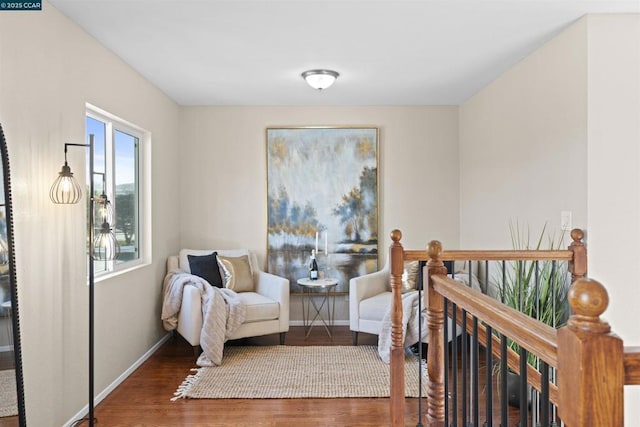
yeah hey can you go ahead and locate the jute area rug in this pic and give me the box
[0,369,18,417]
[174,345,425,400]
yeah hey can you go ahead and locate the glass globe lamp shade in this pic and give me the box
[301,69,339,90]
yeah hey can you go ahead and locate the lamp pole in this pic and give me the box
[52,134,120,426]
[55,137,96,426]
[87,134,96,427]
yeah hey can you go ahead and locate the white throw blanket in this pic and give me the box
[161,270,246,366]
[377,291,426,364]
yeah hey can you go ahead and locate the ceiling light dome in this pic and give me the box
[301,69,339,90]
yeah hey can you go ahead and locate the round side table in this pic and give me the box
[297,278,338,339]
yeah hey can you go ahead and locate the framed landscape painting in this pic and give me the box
[266,127,379,293]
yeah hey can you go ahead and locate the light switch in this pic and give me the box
[561,211,572,231]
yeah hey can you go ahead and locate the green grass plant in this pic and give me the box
[499,220,570,366]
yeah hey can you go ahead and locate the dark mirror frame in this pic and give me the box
[0,123,26,426]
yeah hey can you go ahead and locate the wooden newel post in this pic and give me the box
[426,240,447,426]
[389,229,405,426]
[558,278,624,426]
[568,228,587,283]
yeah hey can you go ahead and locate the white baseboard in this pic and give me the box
[289,319,349,327]
[63,333,172,427]
[63,323,351,425]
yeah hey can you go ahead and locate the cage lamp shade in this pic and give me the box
[301,69,339,90]
[93,221,120,261]
[95,193,114,225]
[50,162,82,204]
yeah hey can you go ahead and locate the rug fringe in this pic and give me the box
[171,368,201,401]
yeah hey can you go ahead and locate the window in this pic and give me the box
[86,106,148,275]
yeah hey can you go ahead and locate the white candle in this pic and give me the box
[315,232,319,254]
[325,231,328,254]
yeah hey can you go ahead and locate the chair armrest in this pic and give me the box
[349,269,389,330]
[176,285,204,346]
[166,255,179,272]
[254,271,290,330]
[350,269,389,300]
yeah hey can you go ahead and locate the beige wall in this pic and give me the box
[178,106,461,321]
[459,18,588,248]
[585,14,640,420]
[460,14,640,421]
[0,3,180,425]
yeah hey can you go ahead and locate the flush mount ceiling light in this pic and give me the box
[301,69,339,90]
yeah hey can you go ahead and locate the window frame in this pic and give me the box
[86,104,151,278]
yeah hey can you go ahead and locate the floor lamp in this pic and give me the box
[50,134,120,426]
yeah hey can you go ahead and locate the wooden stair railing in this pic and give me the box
[387,229,640,426]
[424,240,565,425]
[625,348,640,384]
[387,228,587,425]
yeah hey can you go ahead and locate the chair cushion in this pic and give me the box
[238,292,280,323]
[359,291,392,322]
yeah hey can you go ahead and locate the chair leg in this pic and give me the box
[352,331,359,346]
[192,345,201,357]
[279,332,286,345]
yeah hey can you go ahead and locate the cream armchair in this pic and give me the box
[349,261,392,345]
[166,249,289,353]
[350,260,475,345]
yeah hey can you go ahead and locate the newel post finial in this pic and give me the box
[390,229,402,243]
[427,240,442,263]
[570,228,584,243]
[558,277,623,426]
[567,278,610,334]
[427,240,447,275]
[568,228,587,282]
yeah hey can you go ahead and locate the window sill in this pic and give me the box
[94,259,150,283]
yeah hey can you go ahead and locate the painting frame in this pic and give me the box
[266,126,379,294]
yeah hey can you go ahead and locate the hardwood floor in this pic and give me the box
[0,350,14,370]
[0,327,527,427]
[0,350,17,427]
[90,326,429,427]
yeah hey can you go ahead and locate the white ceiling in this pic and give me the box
[49,0,640,106]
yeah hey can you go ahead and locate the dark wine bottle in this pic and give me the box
[309,249,319,280]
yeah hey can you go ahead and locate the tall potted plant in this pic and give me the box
[498,221,570,408]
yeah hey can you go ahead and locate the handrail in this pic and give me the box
[404,228,587,281]
[404,249,574,262]
[431,274,559,368]
[624,348,640,385]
